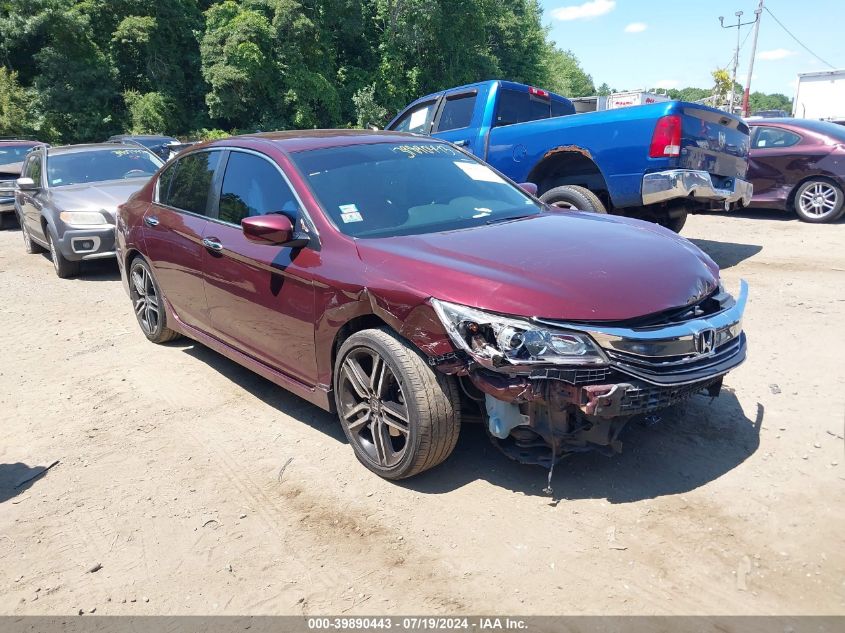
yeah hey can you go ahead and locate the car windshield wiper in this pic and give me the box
[485,213,532,225]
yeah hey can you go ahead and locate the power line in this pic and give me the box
[724,27,753,70]
[764,5,837,69]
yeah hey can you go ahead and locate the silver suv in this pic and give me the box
[15,143,163,277]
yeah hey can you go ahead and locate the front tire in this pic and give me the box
[46,230,80,278]
[128,256,181,343]
[540,185,607,213]
[334,328,460,480]
[792,179,844,223]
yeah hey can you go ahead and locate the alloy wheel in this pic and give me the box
[338,348,410,468]
[130,263,160,335]
[798,182,839,218]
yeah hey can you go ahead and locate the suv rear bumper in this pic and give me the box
[0,197,15,214]
[642,170,753,207]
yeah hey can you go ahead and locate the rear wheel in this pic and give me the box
[792,179,844,223]
[46,231,80,278]
[20,217,44,254]
[128,256,181,343]
[661,210,688,233]
[334,328,460,480]
[540,185,607,213]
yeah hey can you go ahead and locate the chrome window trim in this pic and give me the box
[205,147,320,238]
[533,279,748,359]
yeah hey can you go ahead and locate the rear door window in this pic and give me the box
[390,101,437,134]
[435,94,477,132]
[164,151,221,215]
[752,127,801,149]
[216,152,299,225]
[494,89,551,127]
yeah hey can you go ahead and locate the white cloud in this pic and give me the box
[758,48,796,61]
[654,79,679,90]
[624,22,647,33]
[551,0,616,21]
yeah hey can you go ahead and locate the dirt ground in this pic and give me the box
[0,209,843,616]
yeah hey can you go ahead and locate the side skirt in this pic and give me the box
[165,299,333,412]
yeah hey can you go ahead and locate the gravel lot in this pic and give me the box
[1,210,843,615]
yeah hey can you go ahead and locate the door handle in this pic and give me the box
[452,140,469,147]
[202,237,223,252]
[144,216,159,227]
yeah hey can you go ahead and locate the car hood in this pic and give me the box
[50,177,150,215]
[355,212,720,321]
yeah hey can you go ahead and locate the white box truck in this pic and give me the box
[793,69,845,121]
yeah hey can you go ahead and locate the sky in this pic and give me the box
[539,0,845,96]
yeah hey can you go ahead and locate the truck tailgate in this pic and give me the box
[678,105,750,180]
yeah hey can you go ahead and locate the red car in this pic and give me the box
[747,118,845,223]
[116,131,748,480]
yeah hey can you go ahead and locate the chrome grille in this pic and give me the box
[607,334,745,385]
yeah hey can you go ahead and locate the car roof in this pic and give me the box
[109,134,175,140]
[748,118,806,126]
[45,142,146,156]
[202,129,441,153]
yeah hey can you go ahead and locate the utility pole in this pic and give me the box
[742,0,764,117]
[719,9,759,114]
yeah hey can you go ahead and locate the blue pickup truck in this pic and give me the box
[386,80,753,232]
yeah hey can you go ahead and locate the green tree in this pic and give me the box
[541,46,595,97]
[0,67,38,138]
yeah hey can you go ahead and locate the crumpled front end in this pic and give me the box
[430,280,748,466]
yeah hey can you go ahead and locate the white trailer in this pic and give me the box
[605,90,671,110]
[793,69,845,120]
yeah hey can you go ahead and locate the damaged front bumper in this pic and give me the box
[432,281,748,465]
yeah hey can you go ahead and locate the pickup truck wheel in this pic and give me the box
[540,185,607,213]
[334,328,461,480]
[792,179,844,223]
[662,210,688,233]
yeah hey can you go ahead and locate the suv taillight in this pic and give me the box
[649,114,682,158]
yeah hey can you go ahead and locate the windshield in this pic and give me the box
[291,142,541,238]
[46,148,163,187]
[0,144,35,168]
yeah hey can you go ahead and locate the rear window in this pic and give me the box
[791,119,845,143]
[494,89,552,127]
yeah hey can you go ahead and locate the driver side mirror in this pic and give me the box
[241,214,309,248]
[518,182,538,196]
[17,177,38,191]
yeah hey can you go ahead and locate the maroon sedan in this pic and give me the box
[116,131,747,480]
[747,118,845,223]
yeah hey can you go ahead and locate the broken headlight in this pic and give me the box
[431,299,607,368]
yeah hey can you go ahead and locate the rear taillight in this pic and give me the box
[649,114,682,158]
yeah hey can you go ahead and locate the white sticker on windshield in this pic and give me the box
[454,161,507,184]
[339,203,363,223]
